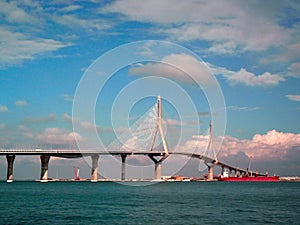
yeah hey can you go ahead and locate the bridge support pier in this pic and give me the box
[40,155,50,181]
[91,154,99,182]
[6,155,15,182]
[148,154,168,180]
[154,161,162,180]
[121,154,127,181]
[207,165,214,181]
[235,169,238,177]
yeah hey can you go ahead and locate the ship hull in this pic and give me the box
[218,176,280,182]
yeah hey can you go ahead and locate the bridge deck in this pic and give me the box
[0,149,255,175]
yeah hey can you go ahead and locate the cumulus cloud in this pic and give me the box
[211,64,285,86]
[286,94,300,102]
[132,57,283,87]
[227,69,285,86]
[15,100,27,106]
[178,130,300,164]
[103,0,290,53]
[220,130,300,161]
[35,127,83,145]
[0,105,8,112]
[129,53,211,84]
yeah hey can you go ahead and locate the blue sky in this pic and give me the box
[0,0,300,179]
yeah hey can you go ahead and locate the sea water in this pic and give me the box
[0,181,299,224]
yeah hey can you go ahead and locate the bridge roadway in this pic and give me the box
[0,149,252,182]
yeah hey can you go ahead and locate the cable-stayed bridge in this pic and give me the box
[0,96,257,182]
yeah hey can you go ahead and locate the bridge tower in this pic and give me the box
[204,120,218,181]
[148,96,169,180]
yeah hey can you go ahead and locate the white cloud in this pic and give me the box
[59,5,82,13]
[51,14,110,32]
[228,105,262,111]
[0,124,6,129]
[0,105,8,113]
[134,54,285,86]
[79,121,101,133]
[62,113,101,133]
[103,0,290,53]
[211,64,285,86]
[0,1,38,24]
[179,130,300,162]
[177,134,209,153]
[220,130,300,160]
[129,53,284,87]
[62,113,73,123]
[15,100,27,106]
[166,119,186,126]
[286,94,300,102]
[287,62,300,78]
[224,69,285,86]
[129,53,211,83]
[0,27,70,67]
[35,127,83,145]
[276,38,300,63]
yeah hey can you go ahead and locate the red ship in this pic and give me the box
[218,169,280,182]
[218,176,280,182]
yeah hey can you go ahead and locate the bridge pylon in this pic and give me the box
[149,96,169,155]
[148,96,169,180]
[204,120,218,181]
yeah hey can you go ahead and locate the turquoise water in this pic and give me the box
[0,182,299,224]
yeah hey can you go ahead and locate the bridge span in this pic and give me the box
[0,149,254,182]
[0,96,256,182]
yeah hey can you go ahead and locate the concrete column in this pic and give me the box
[207,165,214,181]
[121,154,127,181]
[40,155,50,181]
[91,154,99,182]
[154,162,162,180]
[6,155,15,182]
[148,154,167,180]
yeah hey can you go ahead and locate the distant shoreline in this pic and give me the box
[1,177,300,182]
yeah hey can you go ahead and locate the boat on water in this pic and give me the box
[218,169,280,182]
[218,176,280,182]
